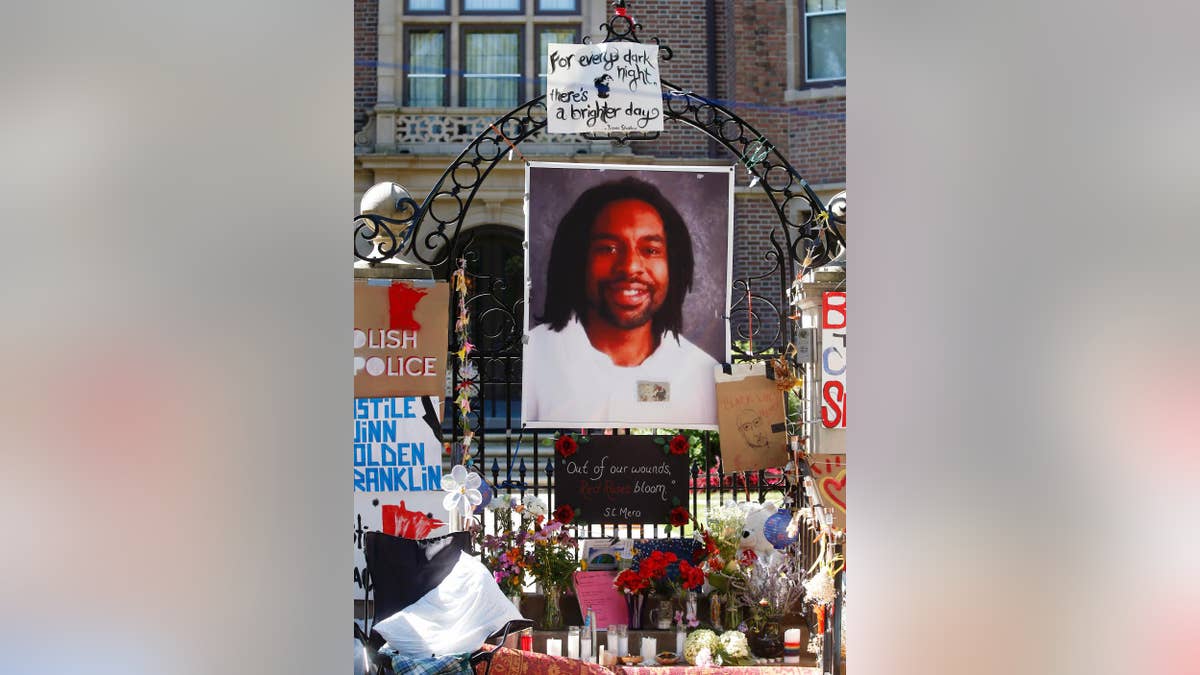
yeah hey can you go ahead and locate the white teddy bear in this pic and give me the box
[738,500,779,559]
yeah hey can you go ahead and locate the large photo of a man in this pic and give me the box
[522,162,733,429]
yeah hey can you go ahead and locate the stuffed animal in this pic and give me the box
[738,500,779,558]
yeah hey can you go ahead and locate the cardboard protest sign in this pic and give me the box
[553,435,689,525]
[352,396,448,597]
[354,279,450,398]
[714,362,789,472]
[806,453,846,531]
[545,42,663,134]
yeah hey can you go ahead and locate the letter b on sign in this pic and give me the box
[822,292,846,329]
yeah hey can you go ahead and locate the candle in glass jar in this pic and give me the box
[567,627,580,659]
[581,634,592,662]
[606,625,619,654]
[519,629,533,651]
[617,625,628,656]
[640,636,656,662]
[546,638,562,657]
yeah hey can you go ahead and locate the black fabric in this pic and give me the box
[365,530,471,623]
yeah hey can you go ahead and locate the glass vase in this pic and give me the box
[625,593,645,630]
[542,585,564,630]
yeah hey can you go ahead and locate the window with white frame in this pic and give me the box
[463,28,522,108]
[804,0,846,83]
[398,0,583,107]
[537,26,578,95]
[405,28,448,106]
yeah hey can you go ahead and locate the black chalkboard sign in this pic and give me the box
[553,435,689,525]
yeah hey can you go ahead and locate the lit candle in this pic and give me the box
[607,626,619,655]
[546,638,562,657]
[581,634,592,662]
[519,630,533,651]
[784,628,802,664]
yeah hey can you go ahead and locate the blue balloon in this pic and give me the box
[762,509,797,549]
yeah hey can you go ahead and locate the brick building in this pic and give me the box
[353,0,845,345]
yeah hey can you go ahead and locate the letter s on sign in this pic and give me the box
[821,381,845,428]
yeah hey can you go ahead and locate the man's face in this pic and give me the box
[738,410,770,448]
[584,198,670,330]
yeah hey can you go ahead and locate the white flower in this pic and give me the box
[488,493,515,511]
[692,647,713,667]
[683,629,719,664]
[442,464,482,518]
[521,494,548,517]
[719,630,749,659]
[803,568,836,605]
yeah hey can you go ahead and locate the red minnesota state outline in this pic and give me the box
[387,283,428,331]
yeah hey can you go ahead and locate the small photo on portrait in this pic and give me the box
[522,162,733,429]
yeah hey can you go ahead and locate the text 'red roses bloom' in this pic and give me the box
[555,434,578,457]
[553,504,575,524]
[669,434,689,455]
[669,506,690,527]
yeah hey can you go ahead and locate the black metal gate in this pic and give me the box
[354,7,846,669]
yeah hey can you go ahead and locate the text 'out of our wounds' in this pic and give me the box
[562,457,671,502]
[353,328,437,378]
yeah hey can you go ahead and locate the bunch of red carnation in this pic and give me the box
[612,549,706,596]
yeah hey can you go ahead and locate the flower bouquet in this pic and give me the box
[682,628,751,666]
[612,549,705,629]
[730,546,806,658]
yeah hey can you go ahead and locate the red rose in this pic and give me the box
[669,506,690,527]
[553,504,575,524]
[669,434,689,455]
[555,435,578,457]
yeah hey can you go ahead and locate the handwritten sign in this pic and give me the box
[353,396,448,597]
[714,362,788,473]
[354,279,450,398]
[553,435,687,525]
[820,291,846,428]
[545,42,663,134]
[572,571,629,629]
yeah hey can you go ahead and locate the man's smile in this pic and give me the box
[605,281,654,308]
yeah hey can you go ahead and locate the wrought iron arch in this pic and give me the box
[353,14,845,302]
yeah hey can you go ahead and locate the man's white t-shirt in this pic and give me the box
[523,317,719,428]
